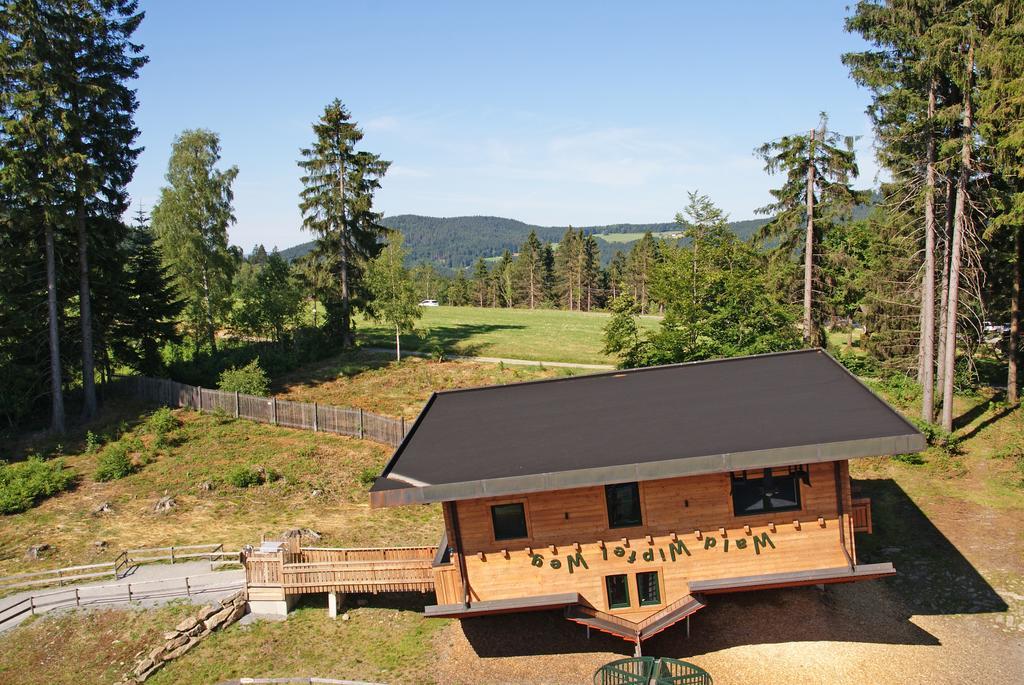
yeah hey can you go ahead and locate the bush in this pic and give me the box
[84,431,103,453]
[94,443,135,482]
[358,466,380,486]
[146,407,180,436]
[0,457,76,514]
[218,358,270,397]
[226,465,264,488]
[910,418,964,457]
[833,350,879,377]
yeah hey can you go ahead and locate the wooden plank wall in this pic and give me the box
[444,461,856,621]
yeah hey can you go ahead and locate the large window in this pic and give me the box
[731,469,801,516]
[636,571,661,606]
[605,482,643,528]
[490,502,528,540]
[606,574,630,609]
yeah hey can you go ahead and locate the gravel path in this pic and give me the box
[362,347,615,370]
[0,561,244,633]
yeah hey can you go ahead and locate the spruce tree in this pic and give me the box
[298,100,390,348]
[756,114,863,346]
[516,230,544,309]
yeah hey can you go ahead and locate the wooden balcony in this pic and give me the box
[243,542,438,597]
[851,497,873,534]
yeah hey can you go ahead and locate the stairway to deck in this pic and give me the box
[565,594,706,643]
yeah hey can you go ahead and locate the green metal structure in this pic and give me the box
[594,657,713,685]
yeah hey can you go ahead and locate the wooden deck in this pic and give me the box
[243,540,438,597]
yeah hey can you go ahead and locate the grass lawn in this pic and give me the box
[356,305,660,365]
[272,352,581,418]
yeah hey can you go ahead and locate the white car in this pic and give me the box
[418,299,439,307]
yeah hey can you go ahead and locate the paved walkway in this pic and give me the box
[0,560,244,632]
[363,347,614,370]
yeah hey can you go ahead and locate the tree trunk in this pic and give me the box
[936,175,955,398]
[45,221,66,434]
[76,201,97,420]
[920,80,938,423]
[337,146,353,348]
[395,325,401,362]
[804,128,817,345]
[940,42,974,433]
[1009,226,1022,404]
[202,266,216,352]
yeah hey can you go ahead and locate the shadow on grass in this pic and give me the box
[450,477,1005,659]
[358,322,528,359]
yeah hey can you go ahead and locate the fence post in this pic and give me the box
[235,391,240,418]
[401,416,406,440]
[312,402,318,432]
[197,386,203,412]
[75,588,80,607]
[29,596,35,616]
[185,577,191,597]
[127,584,132,602]
[170,546,175,564]
[272,398,278,425]
[358,408,364,439]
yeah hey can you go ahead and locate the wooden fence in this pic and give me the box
[112,376,411,447]
[0,543,237,593]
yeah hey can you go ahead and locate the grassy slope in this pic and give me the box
[355,305,660,365]
[273,353,579,418]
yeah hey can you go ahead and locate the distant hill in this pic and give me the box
[277,214,769,270]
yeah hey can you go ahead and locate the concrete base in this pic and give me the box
[247,595,297,618]
[328,591,347,619]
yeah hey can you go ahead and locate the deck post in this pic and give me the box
[328,591,346,618]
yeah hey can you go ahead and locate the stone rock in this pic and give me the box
[93,501,112,514]
[132,658,154,676]
[280,527,321,541]
[165,634,189,650]
[310,489,322,498]
[195,604,219,622]
[198,480,213,492]
[152,495,176,513]
[147,645,165,662]
[206,605,232,630]
[174,616,198,633]
[341,612,350,622]
[25,544,50,560]
[164,636,199,660]
[161,631,179,641]
[94,540,108,551]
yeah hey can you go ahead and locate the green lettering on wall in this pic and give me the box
[736,538,747,550]
[669,539,691,560]
[614,546,625,557]
[626,550,637,564]
[643,549,654,562]
[550,558,561,569]
[567,552,589,574]
[724,538,730,553]
[704,536,717,550]
[659,548,666,561]
[531,554,544,567]
[601,546,608,561]
[753,532,775,555]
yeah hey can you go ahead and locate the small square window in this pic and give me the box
[491,502,528,540]
[606,574,630,609]
[636,571,661,606]
[605,482,643,528]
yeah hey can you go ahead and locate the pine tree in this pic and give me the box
[756,114,863,346]
[472,258,489,307]
[298,100,390,348]
[555,228,582,310]
[625,233,658,313]
[581,234,600,311]
[152,129,238,353]
[516,230,544,309]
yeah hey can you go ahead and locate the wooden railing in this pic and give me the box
[851,497,873,534]
[243,545,438,597]
[0,543,238,593]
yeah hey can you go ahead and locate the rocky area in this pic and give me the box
[118,590,247,684]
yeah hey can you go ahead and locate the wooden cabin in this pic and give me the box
[369,349,925,648]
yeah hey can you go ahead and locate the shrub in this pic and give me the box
[147,407,180,436]
[226,465,264,488]
[84,431,103,453]
[0,457,76,514]
[94,443,135,482]
[218,358,270,397]
[358,466,380,486]
[910,418,963,457]
[833,350,879,377]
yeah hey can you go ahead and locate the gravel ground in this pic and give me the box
[431,582,1024,684]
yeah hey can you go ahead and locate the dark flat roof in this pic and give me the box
[370,349,925,507]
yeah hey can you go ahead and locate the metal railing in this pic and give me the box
[594,657,712,685]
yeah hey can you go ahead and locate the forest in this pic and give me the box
[1,0,1022,440]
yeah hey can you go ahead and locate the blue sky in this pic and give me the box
[127,1,881,252]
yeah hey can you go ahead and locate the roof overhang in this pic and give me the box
[370,433,925,508]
